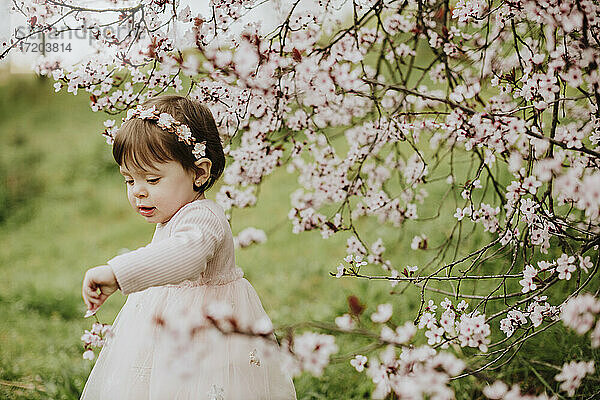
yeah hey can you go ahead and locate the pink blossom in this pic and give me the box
[425,326,444,345]
[578,255,592,273]
[366,345,464,399]
[556,253,577,280]
[371,303,393,323]
[293,332,338,376]
[519,264,538,293]
[591,320,600,348]
[439,309,456,334]
[555,360,595,396]
[350,355,367,372]
[457,312,491,352]
[406,265,419,275]
[418,312,437,330]
[561,293,600,335]
[251,316,273,335]
[452,0,483,22]
[499,317,515,337]
[456,300,469,312]
[335,264,345,278]
[335,314,355,331]
[482,381,508,399]
[410,234,427,250]
[234,227,266,248]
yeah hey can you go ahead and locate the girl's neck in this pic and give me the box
[193,191,206,202]
[158,193,207,227]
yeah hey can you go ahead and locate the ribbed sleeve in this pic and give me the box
[107,205,225,295]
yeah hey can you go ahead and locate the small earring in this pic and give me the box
[195,180,202,186]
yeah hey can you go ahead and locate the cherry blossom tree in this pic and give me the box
[4,0,600,397]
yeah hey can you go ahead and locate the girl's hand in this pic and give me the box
[82,265,120,312]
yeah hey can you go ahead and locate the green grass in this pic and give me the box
[0,76,598,399]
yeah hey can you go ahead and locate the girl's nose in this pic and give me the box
[132,183,148,198]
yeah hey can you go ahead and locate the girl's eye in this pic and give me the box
[124,180,134,185]
[147,178,160,184]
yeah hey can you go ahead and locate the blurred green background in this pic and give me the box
[0,75,598,399]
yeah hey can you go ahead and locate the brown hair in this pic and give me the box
[112,95,225,193]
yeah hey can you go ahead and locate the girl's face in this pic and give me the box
[119,161,201,224]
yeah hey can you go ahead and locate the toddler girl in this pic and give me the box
[80,95,296,400]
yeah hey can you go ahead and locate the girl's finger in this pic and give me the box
[84,288,101,306]
[82,287,90,306]
[88,296,101,306]
[82,277,95,306]
[85,285,100,299]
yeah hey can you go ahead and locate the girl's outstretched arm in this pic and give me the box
[82,265,120,312]
[107,204,224,295]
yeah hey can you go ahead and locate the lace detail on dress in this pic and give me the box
[132,366,151,382]
[170,266,244,288]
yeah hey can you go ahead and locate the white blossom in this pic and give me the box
[555,360,595,396]
[371,303,393,323]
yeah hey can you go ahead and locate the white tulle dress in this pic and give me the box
[80,199,297,400]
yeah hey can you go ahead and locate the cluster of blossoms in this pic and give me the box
[338,300,469,398]
[215,185,256,213]
[281,332,338,377]
[224,128,283,186]
[365,345,465,399]
[517,254,592,296]
[334,254,368,279]
[454,202,501,233]
[81,321,113,360]
[152,299,282,380]
[517,258,558,294]
[483,380,553,399]
[499,296,559,338]
[485,293,600,397]
[452,0,483,23]
[554,360,596,396]
[418,298,491,352]
[155,299,342,380]
[561,293,600,347]
[233,227,266,248]
[288,206,327,235]
[554,168,600,221]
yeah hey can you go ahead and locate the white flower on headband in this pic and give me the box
[177,125,193,144]
[157,113,177,129]
[138,106,157,119]
[192,142,206,158]
[102,105,208,161]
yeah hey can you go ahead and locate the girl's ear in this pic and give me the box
[193,158,212,187]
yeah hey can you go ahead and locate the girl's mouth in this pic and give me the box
[138,206,156,217]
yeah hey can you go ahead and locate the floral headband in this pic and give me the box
[102,105,206,160]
